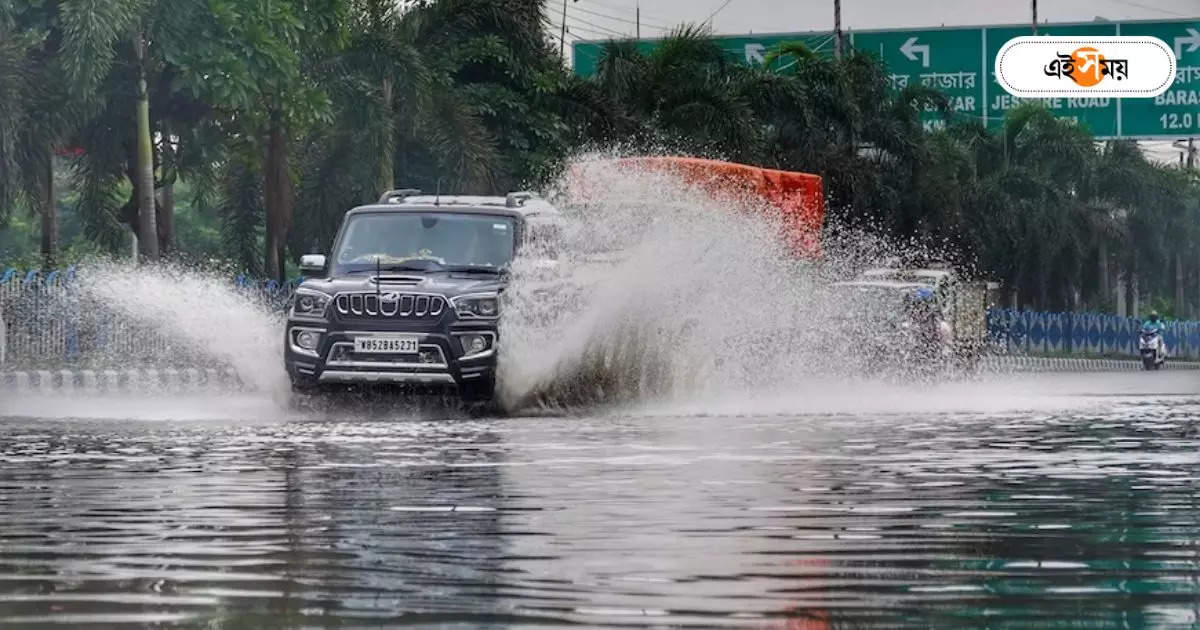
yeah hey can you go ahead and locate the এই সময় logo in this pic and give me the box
[1043,47,1129,86]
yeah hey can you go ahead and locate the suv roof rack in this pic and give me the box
[378,188,422,204]
[506,191,536,208]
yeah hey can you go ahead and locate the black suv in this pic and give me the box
[284,189,562,401]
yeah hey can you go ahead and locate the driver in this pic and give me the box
[907,289,952,353]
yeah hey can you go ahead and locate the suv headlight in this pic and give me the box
[291,288,331,320]
[451,293,500,319]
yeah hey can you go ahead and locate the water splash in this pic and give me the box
[79,263,290,398]
[496,154,915,412]
[3,158,949,415]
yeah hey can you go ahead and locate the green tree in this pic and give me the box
[0,1,78,267]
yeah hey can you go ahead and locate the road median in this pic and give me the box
[981,355,1200,372]
[1,368,242,394]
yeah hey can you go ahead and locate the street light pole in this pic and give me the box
[834,0,842,58]
[1031,0,1038,35]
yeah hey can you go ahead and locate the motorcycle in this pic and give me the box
[1138,327,1166,370]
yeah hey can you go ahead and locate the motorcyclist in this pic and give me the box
[1142,311,1165,334]
[1142,311,1168,356]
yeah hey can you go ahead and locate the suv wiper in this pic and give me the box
[343,264,434,275]
[382,264,438,272]
[444,265,505,274]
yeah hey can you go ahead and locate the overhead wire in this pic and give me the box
[705,0,736,23]
[547,8,634,40]
[574,0,674,25]
[1097,0,1190,17]
[568,1,672,30]
[542,12,627,41]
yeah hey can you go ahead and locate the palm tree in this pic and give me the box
[57,0,164,260]
[290,0,522,258]
[0,2,80,268]
[589,25,763,160]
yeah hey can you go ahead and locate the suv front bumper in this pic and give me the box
[284,324,497,389]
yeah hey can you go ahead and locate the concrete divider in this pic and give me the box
[1,368,244,394]
[980,355,1200,373]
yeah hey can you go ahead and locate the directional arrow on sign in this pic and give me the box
[900,36,930,67]
[745,43,766,64]
[1175,27,1200,58]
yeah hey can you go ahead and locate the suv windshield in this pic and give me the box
[333,212,516,274]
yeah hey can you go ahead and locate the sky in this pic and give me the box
[549,0,1200,163]
[552,0,1196,41]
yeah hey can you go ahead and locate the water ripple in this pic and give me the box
[3,393,1200,626]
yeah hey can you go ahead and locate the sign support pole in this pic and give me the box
[833,0,843,58]
[981,28,988,127]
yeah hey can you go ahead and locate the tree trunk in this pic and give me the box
[264,111,293,284]
[1130,255,1140,318]
[377,75,395,194]
[157,121,175,256]
[1037,264,1049,311]
[1116,268,1127,317]
[1098,240,1109,308]
[1175,251,1184,317]
[133,41,159,262]
[158,179,174,257]
[39,151,57,269]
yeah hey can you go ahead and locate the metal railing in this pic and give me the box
[0,267,298,369]
[986,308,1200,360]
[4,266,1199,367]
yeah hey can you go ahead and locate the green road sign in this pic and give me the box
[571,18,1200,139]
[572,33,834,78]
[1122,20,1200,137]
[982,23,1119,136]
[853,27,986,130]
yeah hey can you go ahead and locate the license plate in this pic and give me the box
[354,335,420,354]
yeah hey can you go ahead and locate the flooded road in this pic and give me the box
[3,372,1200,627]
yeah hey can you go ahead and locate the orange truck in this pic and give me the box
[607,156,825,259]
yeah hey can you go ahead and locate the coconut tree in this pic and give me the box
[290,0,522,259]
[0,1,88,268]
[57,0,164,260]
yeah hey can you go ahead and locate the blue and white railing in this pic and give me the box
[987,308,1200,360]
[4,268,1200,366]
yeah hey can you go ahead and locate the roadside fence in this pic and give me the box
[3,267,1198,368]
[0,267,297,369]
[987,308,1200,360]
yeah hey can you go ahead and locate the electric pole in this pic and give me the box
[560,0,568,58]
[834,0,842,58]
[1031,0,1038,34]
[636,2,640,39]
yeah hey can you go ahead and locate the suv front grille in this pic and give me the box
[335,292,447,319]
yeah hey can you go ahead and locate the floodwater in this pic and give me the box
[2,372,1200,627]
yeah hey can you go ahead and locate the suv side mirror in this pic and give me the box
[299,254,326,276]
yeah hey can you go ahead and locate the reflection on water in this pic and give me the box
[4,394,1200,626]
